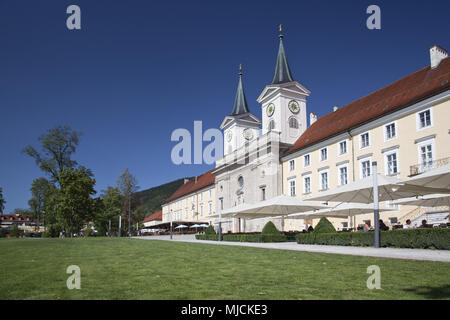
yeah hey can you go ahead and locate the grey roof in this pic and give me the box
[271,34,294,85]
[231,69,250,115]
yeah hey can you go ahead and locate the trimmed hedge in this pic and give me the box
[205,225,216,235]
[313,217,336,234]
[262,221,280,235]
[196,233,286,243]
[296,228,450,250]
[196,234,219,241]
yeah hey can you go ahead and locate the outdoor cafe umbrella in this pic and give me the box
[230,195,328,219]
[308,162,450,248]
[286,202,395,220]
[404,163,450,189]
[393,194,450,207]
[175,224,188,229]
[308,174,450,204]
[198,224,209,228]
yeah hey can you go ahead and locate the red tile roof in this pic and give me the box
[286,57,450,155]
[143,210,162,223]
[165,170,215,203]
[0,214,35,222]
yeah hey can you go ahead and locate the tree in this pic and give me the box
[28,178,54,231]
[117,168,139,236]
[53,167,97,237]
[0,187,5,213]
[94,186,123,236]
[22,125,82,184]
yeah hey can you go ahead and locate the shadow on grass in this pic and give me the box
[403,285,450,299]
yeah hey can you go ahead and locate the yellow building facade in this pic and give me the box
[281,87,450,231]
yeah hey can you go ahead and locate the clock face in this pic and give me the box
[288,100,300,114]
[243,128,254,140]
[226,131,232,142]
[266,103,275,117]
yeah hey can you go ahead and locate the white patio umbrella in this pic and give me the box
[308,174,450,204]
[231,195,328,220]
[393,194,450,207]
[209,203,255,219]
[286,202,395,220]
[175,224,188,229]
[404,163,450,189]
[190,224,201,228]
[198,224,209,227]
[308,162,450,248]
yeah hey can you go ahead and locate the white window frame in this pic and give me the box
[319,169,329,191]
[289,159,295,172]
[320,148,328,162]
[338,140,347,156]
[359,132,370,149]
[416,108,433,131]
[209,202,212,215]
[359,156,372,179]
[288,178,296,197]
[384,121,397,141]
[304,154,310,167]
[384,149,399,176]
[417,138,435,172]
[337,164,349,186]
[303,175,311,195]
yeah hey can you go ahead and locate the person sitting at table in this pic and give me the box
[379,219,389,231]
[403,219,413,229]
[418,219,430,228]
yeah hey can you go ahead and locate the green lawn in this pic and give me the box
[1,238,449,300]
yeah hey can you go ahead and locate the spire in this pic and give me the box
[271,24,294,85]
[231,64,250,115]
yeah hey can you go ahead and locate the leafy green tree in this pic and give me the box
[52,167,97,237]
[10,224,20,238]
[28,178,54,231]
[0,187,5,213]
[117,168,139,236]
[94,186,123,236]
[22,125,82,184]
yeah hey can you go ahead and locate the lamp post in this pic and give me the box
[118,215,122,238]
[372,161,380,248]
[218,208,222,242]
[170,209,173,240]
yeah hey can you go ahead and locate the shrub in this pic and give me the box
[196,233,286,243]
[262,221,281,235]
[313,217,336,234]
[0,228,7,238]
[195,234,219,241]
[10,225,20,238]
[43,224,62,238]
[205,225,216,235]
[296,228,450,250]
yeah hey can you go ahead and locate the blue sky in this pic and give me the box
[1,0,449,212]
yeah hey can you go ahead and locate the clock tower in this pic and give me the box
[257,26,310,145]
[220,65,261,156]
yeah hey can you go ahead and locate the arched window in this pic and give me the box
[268,120,276,131]
[289,117,299,129]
